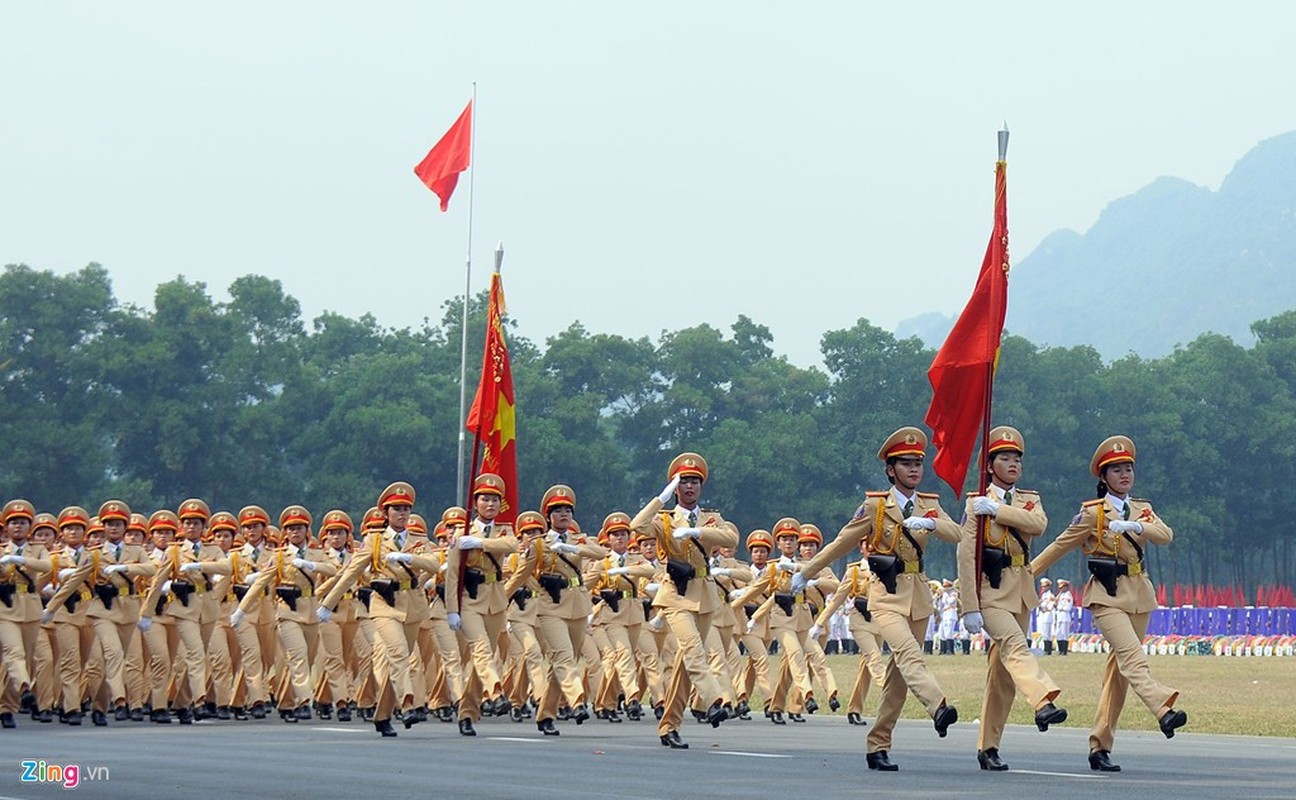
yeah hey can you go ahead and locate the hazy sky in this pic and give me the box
[4,2,1293,367]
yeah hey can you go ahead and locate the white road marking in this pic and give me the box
[710,750,794,758]
[310,726,368,733]
[488,736,546,743]
[1011,769,1106,779]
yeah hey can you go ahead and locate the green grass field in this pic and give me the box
[760,652,1296,738]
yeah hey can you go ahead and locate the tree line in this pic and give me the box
[3,263,1294,593]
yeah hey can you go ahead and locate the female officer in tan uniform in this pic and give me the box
[1031,435,1187,772]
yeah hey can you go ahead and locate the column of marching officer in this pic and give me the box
[0,431,1187,773]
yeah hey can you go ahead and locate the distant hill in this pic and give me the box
[898,131,1296,359]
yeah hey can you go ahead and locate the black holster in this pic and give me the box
[0,583,14,609]
[510,588,530,611]
[1086,557,1121,596]
[599,589,621,613]
[665,559,695,596]
[275,585,302,612]
[356,587,373,610]
[867,554,899,594]
[852,597,872,622]
[642,598,653,618]
[463,567,486,600]
[743,603,759,619]
[808,602,820,618]
[94,583,119,610]
[538,573,566,604]
[981,546,1007,589]
[774,592,795,616]
[64,594,79,614]
[369,579,398,607]
[435,585,446,603]
[171,580,195,607]
[233,584,250,601]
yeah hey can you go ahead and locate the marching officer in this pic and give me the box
[588,511,658,722]
[732,529,776,720]
[630,452,738,749]
[229,505,275,719]
[0,499,51,728]
[1031,435,1187,772]
[793,426,962,771]
[42,507,105,725]
[954,425,1067,771]
[502,510,546,721]
[205,512,241,718]
[797,524,841,712]
[314,510,363,721]
[812,536,888,726]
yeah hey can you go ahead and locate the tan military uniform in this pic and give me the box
[46,547,105,715]
[228,542,276,711]
[534,532,606,722]
[0,539,52,715]
[315,546,366,712]
[815,561,889,717]
[443,518,518,722]
[503,547,544,710]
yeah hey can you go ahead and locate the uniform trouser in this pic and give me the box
[427,618,462,709]
[581,632,603,704]
[804,634,839,699]
[0,619,36,710]
[232,620,272,707]
[635,625,665,706]
[596,622,641,707]
[978,607,1063,750]
[1090,606,1179,753]
[845,616,887,715]
[372,614,422,721]
[537,615,587,721]
[168,618,209,708]
[504,620,544,708]
[456,608,506,721]
[207,620,239,708]
[702,625,736,705]
[124,621,148,708]
[55,619,103,712]
[314,617,356,706]
[91,616,137,709]
[769,625,812,713]
[276,619,319,709]
[658,607,724,736]
[738,631,773,706]
[35,624,57,710]
[141,621,173,708]
[867,612,947,753]
[352,618,376,707]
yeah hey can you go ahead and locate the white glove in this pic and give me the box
[244,571,260,582]
[103,564,129,575]
[645,582,660,596]
[806,578,820,588]
[315,605,331,623]
[160,580,173,594]
[457,536,483,550]
[963,611,984,634]
[179,562,204,573]
[790,572,808,593]
[671,527,700,540]
[809,623,824,640]
[648,614,664,632]
[439,562,449,573]
[712,567,732,578]
[423,577,436,591]
[1107,520,1143,534]
[657,475,681,504]
[447,612,462,631]
[776,558,798,573]
[506,622,513,633]
[746,618,757,634]
[0,554,23,566]
[137,616,153,632]
[40,609,54,624]
[608,566,630,576]
[291,558,316,572]
[229,609,245,627]
[972,496,1000,516]
[58,567,77,581]
[550,542,579,555]
[384,552,413,564]
[902,516,937,531]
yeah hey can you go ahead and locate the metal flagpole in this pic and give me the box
[456,82,478,506]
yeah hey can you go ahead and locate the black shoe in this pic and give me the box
[197,701,216,720]
[403,710,422,730]
[1035,702,1067,731]
[600,709,623,723]
[250,702,268,720]
[150,708,172,724]
[978,748,1009,771]
[0,712,15,729]
[36,709,53,723]
[805,696,819,714]
[1088,749,1120,772]
[316,702,333,720]
[91,710,108,727]
[216,706,232,721]
[494,696,512,716]
[375,719,397,737]
[233,706,249,720]
[769,711,786,725]
[295,703,312,721]
[866,750,898,771]
[114,705,130,722]
[847,712,867,726]
[933,704,958,737]
[691,707,707,723]
[280,708,297,723]
[336,707,352,722]
[626,699,642,721]
[458,718,476,736]
[20,690,35,714]
[734,698,750,718]
[557,705,572,721]
[66,711,83,726]
[178,707,195,725]
[706,700,728,728]
[359,706,376,722]
[537,718,560,736]
[789,712,806,723]
[660,730,689,749]
[573,704,591,725]
[829,695,841,712]
[653,704,664,721]
[130,706,146,722]
[1159,709,1187,738]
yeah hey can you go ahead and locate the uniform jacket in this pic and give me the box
[320,527,438,624]
[630,498,737,614]
[240,544,338,624]
[444,518,518,616]
[0,540,52,623]
[534,531,606,620]
[47,541,155,624]
[955,487,1047,614]
[141,540,233,622]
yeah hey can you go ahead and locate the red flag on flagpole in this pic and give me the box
[414,100,473,212]
[925,159,1011,495]
[465,270,518,525]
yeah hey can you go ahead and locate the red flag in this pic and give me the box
[413,100,472,212]
[1156,583,1167,607]
[925,160,1010,495]
[465,270,518,525]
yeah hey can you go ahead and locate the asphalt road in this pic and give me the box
[2,710,1292,799]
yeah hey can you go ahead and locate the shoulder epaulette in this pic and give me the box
[700,507,720,513]
[1016,488,1039,495]
[1081,498,1104,508]
[1130,497,1149,503]
[916,491,941,499]
[865,491,889,498]
[846,559,864,569]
